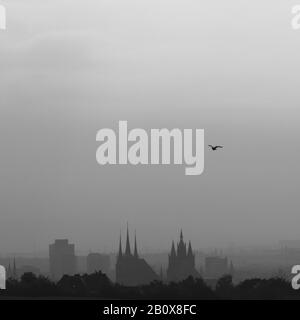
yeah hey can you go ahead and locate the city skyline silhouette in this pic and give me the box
[0,0,300,303]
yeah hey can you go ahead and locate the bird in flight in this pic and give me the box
[208,145,223,151]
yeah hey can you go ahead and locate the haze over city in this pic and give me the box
[0,0,300,255]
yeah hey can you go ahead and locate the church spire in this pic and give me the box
[125,223,131,256]
[7,262,11,278]
[170,240,176,257]
[134,230,138,258]
[118,231,123,259]
[177,229,186,257]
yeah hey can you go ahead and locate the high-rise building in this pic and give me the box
[116,226,158,286]
[87,253,110,275]
[49,239,76,280]
[167,230,200,282]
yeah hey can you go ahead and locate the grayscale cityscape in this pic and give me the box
[1,0,300,302]
[1,227,299,288]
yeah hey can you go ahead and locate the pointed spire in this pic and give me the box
[7,262,11,278]
[170,240,176,257]
[134,230,138,258]
[118,231,123,258]
[177,229,187,257]
[125,222,131,256]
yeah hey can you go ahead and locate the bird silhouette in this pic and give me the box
[208,145,223,151]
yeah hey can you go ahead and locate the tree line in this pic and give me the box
[0,272,298,299]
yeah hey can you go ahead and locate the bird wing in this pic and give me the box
[215,146,223,149]
[208,145,213,148]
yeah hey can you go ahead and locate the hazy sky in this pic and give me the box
[0,0,300,255]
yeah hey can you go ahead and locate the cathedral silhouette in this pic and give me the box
[167,230,200,282]
[116,225,158,286]
[115,227,201,286]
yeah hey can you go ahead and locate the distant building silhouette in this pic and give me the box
[87,253,110,275]
[116,226,158,286]
[204,255,234,279]
[49,239,76,280]
[167,230,200,282]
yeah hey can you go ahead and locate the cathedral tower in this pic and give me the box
[167,230,199,282]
